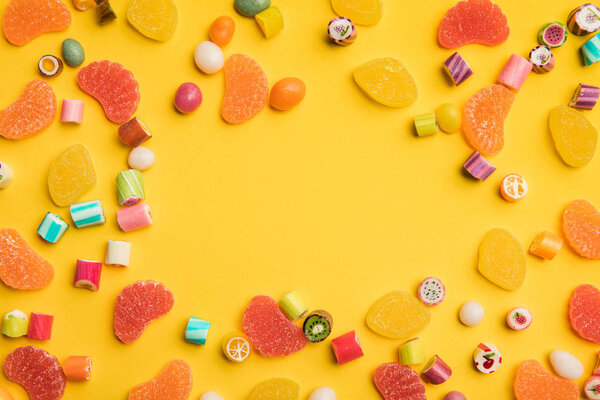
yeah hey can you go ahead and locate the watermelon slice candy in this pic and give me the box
[538,22,567,48]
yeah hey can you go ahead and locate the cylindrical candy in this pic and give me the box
[70,200,106,228]
[118,117,152,147]
[418,277,445,306]
[105,240,132,267]
[506,307,533,330]
[116,169,145,206]
[399,337,425,365]
[255,6,284,39]
[422,355,452,384]
[117,203,153,232]
[529,231,563,260]
[128,147,155,170]
[473,343,502,373]
[444,392,467,400]
[567,4,600,36]
[61,99,84,124]
[2,310,28,338]
[538,22,568,48]
[27,312,53,340]
[593,351,600,375]
[497,54,532,92]
[569,83,600,110]
[37,212,69,243]
[500,174,528,202]
[327,17,357,46]
[582,32,600,65]
[528,45,555,74]
[443,52,473,86]
[221,331,251,362]
[463,151,496,181]
[414,113,437,137]
[584,376,600,399]
[74,259,102,291]
[72,0,95,11]
[331,331,363,365]
[303,310,333,343]
[278,291,308,321]
[0,161,13,189]
[63,356,92,381]
[96,0,116,24]
[185,316,211,345]
[38,55,63,77]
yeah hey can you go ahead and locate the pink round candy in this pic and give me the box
[174,82,202,113]
[444,391,467,400]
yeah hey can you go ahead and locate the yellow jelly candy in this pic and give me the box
[48,144,96,207]
[366,290,431,340]
[126,0,178,42]
[248,378,299,400]
[354,58,417,108]
[549,105,597,167]
[478,228,526,291]
[331,0,383,26]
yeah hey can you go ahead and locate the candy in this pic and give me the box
[74,259,102,291]
[436,103,461,133]
[128,146,155,170]
[569,284,600,343]
[61,99,84,124]
[459,301,484,326]
[194,41,224,74]
[514,360,579,400]
[105,240,132,267]
[529,45,554,74]
[463,84,514,156]
[549,350,583,380]
[418,277,445,306]
[129,360,192,400]
[279,291,308,320]
[330,0,383,26]
[443,52,473,86]
[70,200,106,228]
[2,310,28,337]
[243,295,307,356]
[256,6,283,38]
[539,22,568,47]
[353,58,418,108]
[308,387,337,400]
[473,343,501,373]
[48,144,96,206]
[114,280,174,343]
[569,83,600,110]
[38,55,63,78]
[270,78,306,110]
[209,16,235,47]
[437,0,509,48]
[37,212,69,243]
[96,0,116,24]
[127,0,178,41]
[0,161,13,189]
[331,331,363,364]
[200,392,224,400]
[3,346,65,400]
[366,290,431,339]
[117,202,153,232]
[0,388,14,400]
[174,82,203,113]
[374,363,426,400]
[497,54,532,92]
[593,351,600,375]
[222,331,251,362]
[500,174,527,202]
[563,200,600,258]
[27,312,53,340]
[463,151,495,181]
[444,392,467,400]
[221,54,269,124]
[61,38,85,67]
[185,316,211,345]
[549,106,597,167]
[567,4,600,36]
[478,228,526,291]
[506,307,532,330]
[414,113,437,137]
[399,337,425,365]
[248,378,300,400]
[235,0,270,17]
[118,117,152,147]
[117,169,145,206]
[422,355,452,384]
[582,32,600,65]
[327,17,357,45]
[0,79,56,140]
[77,60,140,124]
[585,376,600,399]
[529,231,562,260]
[0,228,54,290]
[72,0,95,11]
[2,0,71,46]
[63,356,92,381]
[303,310,333,343]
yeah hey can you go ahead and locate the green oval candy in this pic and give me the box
[234,0,270,17]
[61,39,85,67]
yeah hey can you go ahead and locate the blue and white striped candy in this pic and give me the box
[70,200,106,228]
[37,212,69,243]
[185,317,211,345]
[582,32,600,66]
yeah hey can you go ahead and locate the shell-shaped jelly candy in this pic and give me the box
[2,0,71,46]
[48,144,96,207]
[128,360,192,400]
[549,105,597,167]
[563,200,600,259]
[221,54,268,124]
[514,360,578,400]
[330,0,383,26]
[127,0,178,41]
[353,57,418,108]
[478,228,526,291]
[248,378,300,400]
[366,290,431,339]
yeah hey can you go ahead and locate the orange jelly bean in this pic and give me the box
[209,16,235,47]
[270,77,306,111]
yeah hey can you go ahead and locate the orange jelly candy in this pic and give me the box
[0,80,57,140]
[562,199,600,259]
[0,228,54,290]
[514,360,578,400]
[221,54,268,124]
[128,360,192,400]
[2,0,71,46]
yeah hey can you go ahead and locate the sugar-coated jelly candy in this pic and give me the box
[330,0,382,26]
[2,0,71,46]
[549,105,597,167]
[248,378,300,400]
[478,228,526,291]
[127,0,178,41]
[366,290,431,339]
[47,144,96,207]
[128,360,192,400]
[353,57,417,108]
[221,54,268,124]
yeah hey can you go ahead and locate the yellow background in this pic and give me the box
[1,0,600,399]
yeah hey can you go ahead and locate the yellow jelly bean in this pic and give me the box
[478,228,526,291]
[330,0,383,26]
[436,103,461,133]
[549,105,597,167]
[127,0,178,42]
[353,57,418,108]
[366,290,431,339]
[48,144,96,207]
[248,378,299,400]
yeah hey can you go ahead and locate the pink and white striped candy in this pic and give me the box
[443,52,473,86]
[74,259,102,291]
[464,151,496,181]
[569,83,600,110]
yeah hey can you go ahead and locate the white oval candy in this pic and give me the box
[459,301,484,326]
[308,387,337,400]
[0,161,14,189]
[128,146,155,170]
[194,41,224,74]
[199,392,224,400]
[550,350,583,380]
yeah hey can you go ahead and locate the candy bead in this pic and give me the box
[582,32,600,65]
[194,41,224,74]
[61,39,85,67]
[500,173,527,202]
[63,356,92,381]
[278,291,308,321]
[422,355,452,384]
[497,54,532,92]
[443,52,473,86]
[200,392,224,400]
[38,55,63,78]
[61,99,84,124]
[538,22,568,48]
[399,337,425,365]
[96,0,116,24]
[235,0,270,17]
[414,113,437,137]
[255,6,284,39]
[529,45,555,74]
[308,387,337,400]
[0,161,13,189]
[27,312,53,340]
[37,212,69,243]
[328,17,357,46]
[550,350,584,380]
[459,301,484,326]
[473,343,502,373]
[569,83,600,110]
[463,151,495,181]
[118,117,152,147]
[72,0,95,11]
[209,16,235,47]
[2,310,28,338]
[444,392,467,400]
[567,4,600,36]
[529,231,563,260]
[436,103,461,133]
[331,330,364,365]
[105,240,132,267]
[222,331,251,362]
[74,259,102,291]
[0,387,14,400]
[174,82,202,113]
[70,200,106,228]
[185,316,211,345]
[117,202,153,232]
[117,169,145,206]
[128,146,155,170]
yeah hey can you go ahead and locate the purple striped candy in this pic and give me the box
[569,83,600,110]
[464,151,496,181]
[443,52,473,86]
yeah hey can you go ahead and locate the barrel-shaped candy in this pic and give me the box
[582,32,600,65]
[185,317,211,345]
[528,46,555,74]
[37,212,69,243]
[328,17,357,46]
[422,355,452,384]
[74,259,102,291]
[116,169,145,206]
[27,312,53,340]
[255,6,284,39]
[463,151,496,181]
[70,200,106,228]
[443,52,473,86]
[569,83,600,110]
[118,117,151,147]
[303,310,333,343]
[331,331,364,365]
[63,356,92,381]
[105,240,132,267]
[0,161,13,190]
[399,338,425,365]
[278,291,308,321]
[567,3,600,36]
[529,231,563,260]
[2,310,28,338]
[117,203,153,232]
[538,22,567,48]
[473,342,502,373]
[38,55,63,78]
[61,99,84,124]
[414,113,438,137]
[497,54,532,92]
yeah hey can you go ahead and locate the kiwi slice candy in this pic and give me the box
[303,310,333,343]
